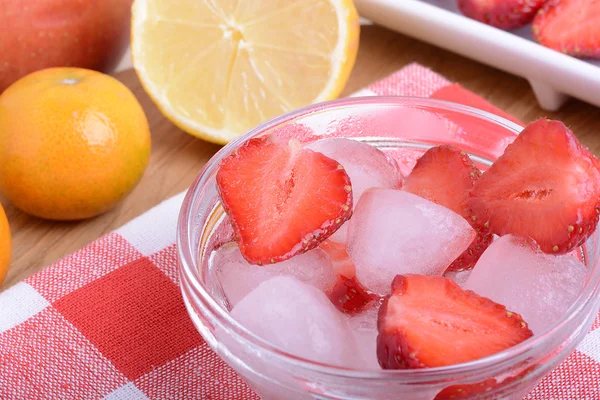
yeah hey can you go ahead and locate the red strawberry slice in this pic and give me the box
[533,0,600,59]
[447,227,493,272]
[329,275,379,314]
[435,367,535,399]
[457,0,546,30]
[320,240,379,313]
[216,137,353,264]
[377,274,533,369]
[320,240,356,279]
[467,118,600,255]
[402,145,481,213]
[402,145,492,271]
[435,379,497,399]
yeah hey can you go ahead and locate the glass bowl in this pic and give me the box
[177,97,600,399]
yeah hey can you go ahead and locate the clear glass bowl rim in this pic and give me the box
[177,96,600,382]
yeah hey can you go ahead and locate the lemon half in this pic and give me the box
[131,0,359,144]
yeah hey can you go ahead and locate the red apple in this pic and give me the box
[0,0,133,93]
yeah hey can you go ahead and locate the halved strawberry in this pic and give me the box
[435,367,535,399]
[402,145,481,213]
[320,240,379,313]
[457,0,546,30]
[447,226,493,272]
[533,0,600,59]
[467,118,600,255]
[216,137,353,264]
[329,276,379,314]
[320,240,356,279]
[402,145,491,271]
[377,274,533,369]
[435,379,497,399]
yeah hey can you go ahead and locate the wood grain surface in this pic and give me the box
[2,24,599,291]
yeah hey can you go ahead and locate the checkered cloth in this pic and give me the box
[1,63,599,399]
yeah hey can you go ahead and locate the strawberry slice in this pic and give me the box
[377,274,533,369]
[457,0,546,30]
[447,227,493,272]
[329,275,379,314]
[402,145,491,271]
[467,119,600,255]
[216,137,353,264]
[402,145,481,213]
[435,367,535,399]
[320,240,356,279]
[320,240,379,313]
[533,0,600,59]
[435,379,497,399]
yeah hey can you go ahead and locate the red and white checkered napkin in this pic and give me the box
[1,63,599,400]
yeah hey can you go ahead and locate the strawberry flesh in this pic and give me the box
[402,145,481,213]
[216,137,353,264]
[467,118,600,254]
[377,274,533,369]
[447,227,493,272]
[435,378,497,399]
[320,240,356,279]
[457,0,546,30]
[403,145,491,271]
[435,367,535,399]
[329,275,379,314]
[533,0,600,59]
[320,240,379,313]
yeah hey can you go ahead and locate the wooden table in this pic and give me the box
[2,24,600,290]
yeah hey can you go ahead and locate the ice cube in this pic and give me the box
[346,188,475,294]
[231,276,356,367]
[345,303,381,369]
[384,148,425,176]
[464,235,587,334]
[211,243,335,308]
[444,270,472,288]
[320,240,356,278]
[306,138,403,243]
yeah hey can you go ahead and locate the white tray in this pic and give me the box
[355,0,600,111]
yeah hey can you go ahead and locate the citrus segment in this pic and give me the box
[146,0,226,25]
[223,47,292,135]
[165,37,237,128]
[233,0,318,24]
[136,22,225,90]
[240,1,340,55]
[245,47,333,108]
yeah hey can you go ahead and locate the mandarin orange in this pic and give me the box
[0,68,151,220]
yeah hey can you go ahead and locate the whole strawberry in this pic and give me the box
[457,0,547,30]
[533,0,600,58]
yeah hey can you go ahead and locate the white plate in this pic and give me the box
[355,0,600,111]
